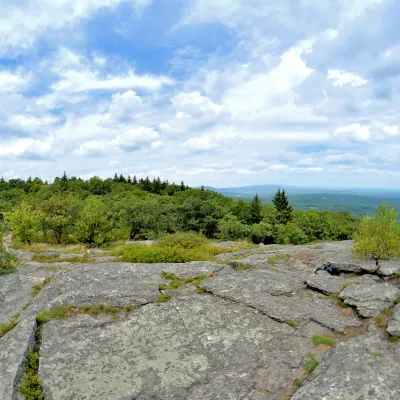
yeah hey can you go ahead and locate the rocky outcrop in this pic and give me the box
[339,283,400,317]
[387,303,400,336]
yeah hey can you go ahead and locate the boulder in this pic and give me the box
[387,303,400,336]
[377,260,400,276]
[339,283,400,317]
[292,325,400,400]
[306,271,348,294]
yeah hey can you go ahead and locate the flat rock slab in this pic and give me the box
[377,260,400,276]
[39,295,312,400]
[0,317,37,400]
[0,265,53,323]
[387,303,400,336]
[24,262,222,316]
[339,283,400,317]
[200,270,361,333]
[292,325,400,400]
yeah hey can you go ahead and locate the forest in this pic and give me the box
[0,173,360,249]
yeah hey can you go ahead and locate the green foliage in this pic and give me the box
[157,232,208,249]
[6,202,42,245]
[312,335,335,347]
[159,272,209,290]
[31,254,93,263]
[249,221,273,244]
[75,197,113,247]
[272,189,293,224]
[390,335,399,343]
[234,264,252,271]
[40,194,79,243]
[0,218,7,244]
[267,253,290,266]
[284,320,298,328]
[18,346,44,400]
[156,293,172,303]
[294,379,303,389]
[0,245,18,275]
[353,203,400,264]
[30,277,52,296]
[274,223,308,245]
[36,305,75,323]
[249,194,262,224]
[0,313,19,338]
[219,215,250,240]
[78,304,119,315]
[303,353,318,373]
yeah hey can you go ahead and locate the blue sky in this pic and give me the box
[0,0,399,188]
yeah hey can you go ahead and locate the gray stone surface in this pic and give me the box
[377,260,400,276]
[0,317,37,400]
[200,270,361,333]
[339,283,400,317]
[306,271,348,294]
[0,265,53,323]
[387,303,400,336]
[39,295,312,400]
[292,325,400,400]
[23,261,223,316]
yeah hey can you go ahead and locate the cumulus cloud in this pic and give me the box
[327,69,367,87]
[0,136,55,159]
[183,131,238,151]
[333,123,371,141]
[0,68,31,93]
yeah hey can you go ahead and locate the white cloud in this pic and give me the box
[109,127,160,152]
[183,131,238,150]
[0,0,152,55]
[333,123,371,141]
[383,125,399,136]
[9,114,59,129]
[0,68,31,93]
[0,136,55,159]
[327,69,367,87]
[73,140,107,157]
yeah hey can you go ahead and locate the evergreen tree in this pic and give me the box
[132,175,138,185]
[113,173,119,182]
[250,194,263,224]
[201,186,205,191]
[272,189,293,224]
[127,175,132,184]
[180,181,186,191]
[118,174,126,183]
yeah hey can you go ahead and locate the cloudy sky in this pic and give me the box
[0,0,399,188]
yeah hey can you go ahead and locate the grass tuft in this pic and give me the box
[284,320,298,328]
[18,346,44,400]
[372,352,383,357]
[32,254,93,263]
[30,277,52,296]
[303,353,318,373]
[390,335,399,343]
[293,379,303,389]
[234,265,252,271]
[0,313,20,338]
[36,305,75,323]
[312,335,336,347]
[156,293,172,303]
[267,253,290,266]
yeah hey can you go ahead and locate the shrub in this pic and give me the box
[0,245,18,276]
[218,215,250,240]
[157,232,208,249]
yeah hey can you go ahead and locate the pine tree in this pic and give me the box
[127,175,132,184]
[250,194,263,224]
[180,181,186,191]
[132,175,138,185]
[113,173,119,182]
[272,188,293,224]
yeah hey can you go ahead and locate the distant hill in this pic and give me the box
[206,185,400,216]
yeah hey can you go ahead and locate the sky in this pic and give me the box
[0,0,399,188]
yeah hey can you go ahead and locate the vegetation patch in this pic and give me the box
[156,293,172,303]
[336,298,348,308]
[284,320,298,328]
[32,254,93,264]
[390,335,399,343]
[30,277,52,296]
[375,308,392,329]
[159,272,209,290]
[267,253,290,266]
[303,353,319,373]
[312,335,336,347]
[233,264,252,271]
[394,297,400,305]
[0,313,20,338]
[0,245,18,276]
[372,352,383,357]
[14,242,87,255]
[293,379,303,389]
[18,327,44,400]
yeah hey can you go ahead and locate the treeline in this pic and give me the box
[0,174,360,247]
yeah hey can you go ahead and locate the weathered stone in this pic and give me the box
[39,296,312,400]
[200,270,361,333]
[339,283,400,317]
[387,303,400,336]
[24,262,223,316]
[306,271,348,294]
[86,248,111,255]
[377,260,400,276]
[0,317,37,400]
[292,325,400,400]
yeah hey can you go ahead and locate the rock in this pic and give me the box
[16,252,34,260]
[0,317,37,400]
[339,283,400,317]
[125,240,153,245]
[306,271,348,294]
[377,260,400,276]
[292,325,400,400]
[387,303,400,336]
[23,262,222,316]
[200,270,361,333]
[86,248,110,255]
[39,296,313,400]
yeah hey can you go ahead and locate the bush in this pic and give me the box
[218,215,250,240]
[157,232,208,249]
[274,223,308,245]
[0,246,18,276]
[75,197,113,247]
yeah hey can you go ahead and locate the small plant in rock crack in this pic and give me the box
[390,335,399,343]
[0,313,20,338]
[18,346,44,400]
[312,335,336,347]
[156,293,172,303]
[30,276,52,296]
[284,320,298,328]
[294,379,303,389]
[303,353,318,373]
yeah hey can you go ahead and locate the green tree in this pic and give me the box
[250,221,273,244]
[0,245,18,276]
[352,203,400,265]
[6,202,42,245]
[41,194,79,244]
[219,215,250,240]
[249,194,262,224]
[272,189,293,224]
[75,197,112,247]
